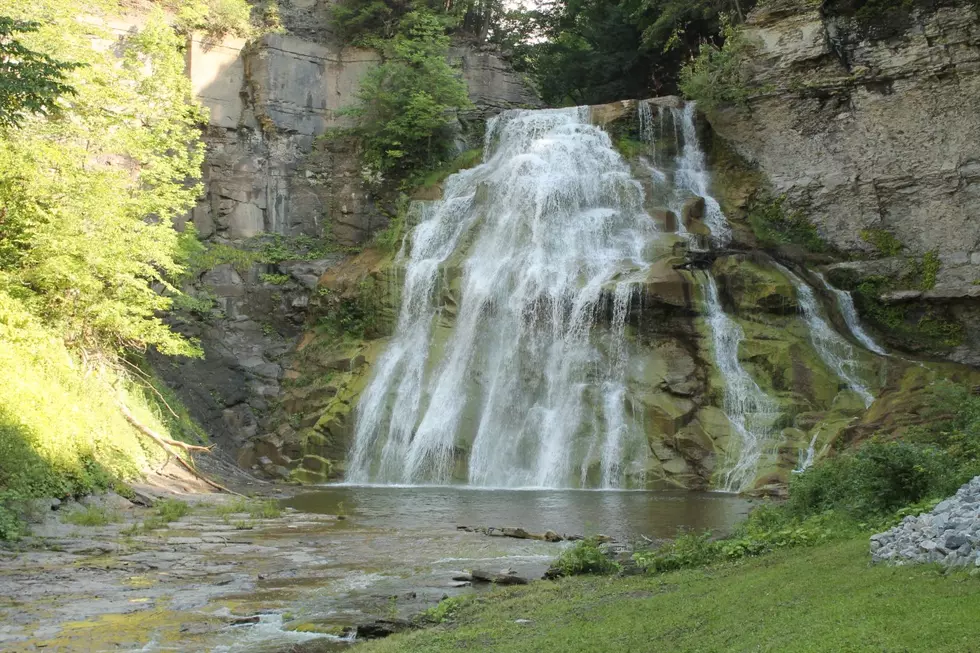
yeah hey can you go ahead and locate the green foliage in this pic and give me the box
[0,1,214,539]
[0,1,206,357]
[631,508,857,575]
[747,193,829,252]
[420,596,466,624]
[905,380,980,473]
[614,137,647,160]
[345,10,472,182]
[249,499,283,519]
[65,505,122,526]
[155,498,191,522]
[171,0,254,38]
[860,228,904,257]
[914,249,941,290]
[413,148,483,190]
[547,537,621,578]
[852,275,962,349]
[260,273,291,285]
[786,438,969,521]
[633,530,720,572]
[678,18,752,112]
[0,17,80,129]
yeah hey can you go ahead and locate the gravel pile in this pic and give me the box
[871,475,980,567]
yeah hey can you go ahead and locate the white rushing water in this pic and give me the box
[779,265,875,407]
[702,276,781,492]
[347,108,655,488]
[666,103,732,244]
[814,271,887,355]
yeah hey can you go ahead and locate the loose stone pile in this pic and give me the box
[871,476,980,567]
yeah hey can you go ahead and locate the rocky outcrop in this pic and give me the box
[706,0,980,363]
[871,475,980,567]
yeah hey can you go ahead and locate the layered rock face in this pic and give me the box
[707,0,980,364]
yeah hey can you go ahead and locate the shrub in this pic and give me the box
[786,440,959,520]
[633,530,720,573]
[344,9,472,182]
[155,498,191,523]
[548,537,621,577]
[174,0,254,38]
[679,19,753,112]
[65,505,122,527]
[860,228,904,257]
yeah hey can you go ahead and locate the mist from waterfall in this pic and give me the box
[347,107,655,488]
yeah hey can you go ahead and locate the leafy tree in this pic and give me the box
[494,0,758,106]
[0,17,80,129]
[0,1,205,356]
[345,9,472,181]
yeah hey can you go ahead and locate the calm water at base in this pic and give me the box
[285,485,753,542]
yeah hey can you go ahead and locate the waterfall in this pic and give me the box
[814,272,887,355]
[667,103,732,244]
[347,108,655,488]
[779,265,875,408]
[703,276,781,492]
[793,434,818,473]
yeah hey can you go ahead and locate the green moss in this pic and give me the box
[914,250,941,290]
[413,148,483,190]
[860,228,904,257]
[614,137,646,160]
[852,275,962,349]
[747,194,829,253]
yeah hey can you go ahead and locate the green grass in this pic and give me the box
[64,506,122,527]
[155,499,190,523]
[362,538,980,653]
[213,497,281,520]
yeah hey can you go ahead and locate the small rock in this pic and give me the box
[231,616,260,626]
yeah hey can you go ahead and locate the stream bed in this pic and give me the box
[1,487,750,652]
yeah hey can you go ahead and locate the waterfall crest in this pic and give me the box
[347,108,655,488]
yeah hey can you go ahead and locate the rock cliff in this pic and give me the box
[706,0,980,364]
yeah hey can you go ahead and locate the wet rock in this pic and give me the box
[355,618,414,639]
[469,569,530,585]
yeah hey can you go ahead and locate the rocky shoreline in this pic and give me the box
[0,487,560,651]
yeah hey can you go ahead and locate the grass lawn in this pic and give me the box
[361,538,980,652]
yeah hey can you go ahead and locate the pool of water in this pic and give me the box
[285,485,753,542]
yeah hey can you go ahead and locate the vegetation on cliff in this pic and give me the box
[0,1,215,538]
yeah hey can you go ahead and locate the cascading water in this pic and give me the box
[639,99,780,492]
[814,271,887,355]
[703,275,781,492]
[667,103,732,243]
[347,108,655,488]
[779,265,875,408]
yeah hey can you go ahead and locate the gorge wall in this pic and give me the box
[707,0,980,365]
